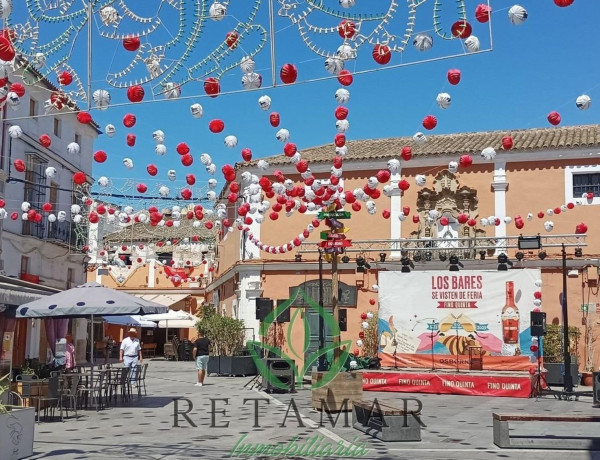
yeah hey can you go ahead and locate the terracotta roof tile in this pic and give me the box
[241,124,600,168]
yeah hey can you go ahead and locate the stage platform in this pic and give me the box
[362,368,533,398]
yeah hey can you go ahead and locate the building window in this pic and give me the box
[74,133,81,146]
[22,154,48,238]
[29,99,38,118]
[53,118,61,137]
[67,267,75,289]
[20,256,29,275]
[564,165,600,206]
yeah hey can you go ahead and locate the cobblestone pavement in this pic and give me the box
[29,360,600,460]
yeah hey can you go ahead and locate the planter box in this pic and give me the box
[207,356,220,375]
[0,407,35,460]
[545,362,579,387]
[312,371,363,412]
[218,356,257,376]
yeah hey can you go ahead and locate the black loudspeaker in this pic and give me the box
[261,358,295,393]
[256,298,273,321]
[339,309,347,331]
[593,372,600,406]
[276,300,290,323]
[530,311,547,336]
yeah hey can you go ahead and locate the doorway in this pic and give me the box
[303,307,334,377]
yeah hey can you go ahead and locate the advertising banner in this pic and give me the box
[378,270,541,370]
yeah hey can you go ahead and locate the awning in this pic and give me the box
[0,280,58,307]
[136,294,190,308]
[157,319,198,329]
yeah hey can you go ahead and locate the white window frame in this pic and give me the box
[564,165,600,206]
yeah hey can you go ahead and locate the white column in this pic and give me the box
[492,161,508,254]
[390,171,402,258]
[237,271,261,342]
[242,188,261,260]
[148,259,155,287]
[72,318,88,364]
[25,319,41,359]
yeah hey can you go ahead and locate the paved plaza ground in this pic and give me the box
[29,360,600,460]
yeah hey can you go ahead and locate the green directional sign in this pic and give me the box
[318,211,351,220]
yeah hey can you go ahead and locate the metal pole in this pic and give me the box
[562,244,573,394]
[317,250,326,371]
[332,254,340,362]
[268,0,277,88]
[86,1,93,110]
[90,314,94,365]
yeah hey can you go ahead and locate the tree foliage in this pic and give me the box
[196,306,246,356]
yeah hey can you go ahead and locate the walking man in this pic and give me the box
[192,331,211,386]
[120,328,142,383]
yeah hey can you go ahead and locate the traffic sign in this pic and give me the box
[318,211,351,220]
[320,231,347,240]
[324,247,345,255]
[318,239,352,249]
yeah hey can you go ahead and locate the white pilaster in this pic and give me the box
[237,271,262,343]
[242,188,261,260]
[148,259,155,287]
[390,171,402,258]
[492,161,508,254]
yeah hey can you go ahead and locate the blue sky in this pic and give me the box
[9,1,600,204]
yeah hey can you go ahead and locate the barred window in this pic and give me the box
[572,173,600,198]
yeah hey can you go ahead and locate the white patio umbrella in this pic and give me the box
[103,315,157,328]
[143,310,197,341]
[14,282,168,363]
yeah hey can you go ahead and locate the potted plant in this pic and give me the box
[581,314,597,386]
[543,324,581,387]
[0,373,35,460]
[197,308,256,377]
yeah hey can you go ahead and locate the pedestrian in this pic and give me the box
[120,328,142,384]
[65,334,76,373]
[192,331,211,387]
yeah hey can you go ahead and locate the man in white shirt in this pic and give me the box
[120,328,142,383]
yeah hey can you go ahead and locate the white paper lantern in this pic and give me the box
[167,170,176,181]
[415,175,426,187]
[159,186,170,197]
[70,204,80,214]
[242,72,262,90]
[413,132,427,144]
[336,44,357,60]
[413,33,433,51]
[339,0,356,8]
[208,178,217,189]
[163,82,181,99]
[154,144,167,156]
[257,160,269,170]
[464,36,480,53]
[544,221,554,232]
[8,125,22,138]
[57,210,66,222]
[0,0,13,19]
[21,202,31,212]
[336,119,350,133]
[206,163,217,174]
[508,5,528,25]
[122,158,134,169]
[258,95,271,111]
[67,142,80,155]
[535,279,543,287]
[361,321,369,329]
[335,88,350,104]
[152,130,165,144]
[240,56,256,74]
[324,57,344,75]
[576,94,591,111]
[448,161,458,173]
[0,208,6,219]
[481,147,496,160]
[436,93,451,109]
[224,135,238,148]
[209,1,227,20]
[349,360,358,370]
[45,167,57,178]
[276,129,290,143]
[105,124,116,137]
[47,213,56,223]
[97,176,109,187]
[190,103,203,118]
[93,89,111,110]
[367,312,374,319]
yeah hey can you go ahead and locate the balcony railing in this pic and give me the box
[22,220,77,247]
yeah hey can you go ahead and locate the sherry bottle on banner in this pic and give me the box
[501,281,520,344]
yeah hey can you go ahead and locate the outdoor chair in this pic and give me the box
[31,375,61,423]
[136,363,149,396]
[107,367,131,404]
[61,374,81,420]
[16,374,39,406]
[78,370,106,411]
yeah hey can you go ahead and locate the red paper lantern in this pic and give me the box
[123,36,141,51]
[181,154,193,167]
[280,63,298,84]
[204,77,220,97]
[0,36,15,62]
[209,119,225,133]
[333,156,343,169]
[73,171,87,185]
[352,202,361,212]
[398,179,410,191]
[354,349,360,356]
[269,211,279,221]
[338,20,356,38]
[575,222,588,234]
[205,221,214,229]
[402,206,410,216]
[401,146,412,161]
[9,83,25,97]
[475,4,492,23]
[554,207,561,215]
[554,0,574,6]
[587,191,595,200]
[94,150,107,163]
[225,31,239,48]
[10,212,17,220]
[88,212,98,224]
[467,218,476,227]
[361,312,367,320]
[440,216,449,226]
[337,70,353,86]
[241,148,252,161]
[269,112,280,127]
[451,20,472,39]
[97,205,106,215]
[457,213,469,224]
[147,164,158,176]
[335,106,349,120]
[176,142,190,155]
[412,215,420,223]
[137,183,147,193]
[39,134,51,148]
[123,113,136,127]
[447,69,461,85]
[335,134,346,147]
[502,135,514,150]
[459,155,473,167]
[77,111,92,124]
[186,174,196,185]
[181,188,192,200]
[58,71,73,86]
[13,159,25,172]
[547,111,561,126]
[567,202,575,209]
[369,299,376,305]
[41,203,52,213]
[126,134,136,147]
[422,115,437,130]
[382,209,391,219]
[376,170,391,184]
[534,291,542,299]
[283,143,297,157]
[537,211,545,218]
[127,85,144,103]
[50,91,66,110]
[372,44,391,65]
